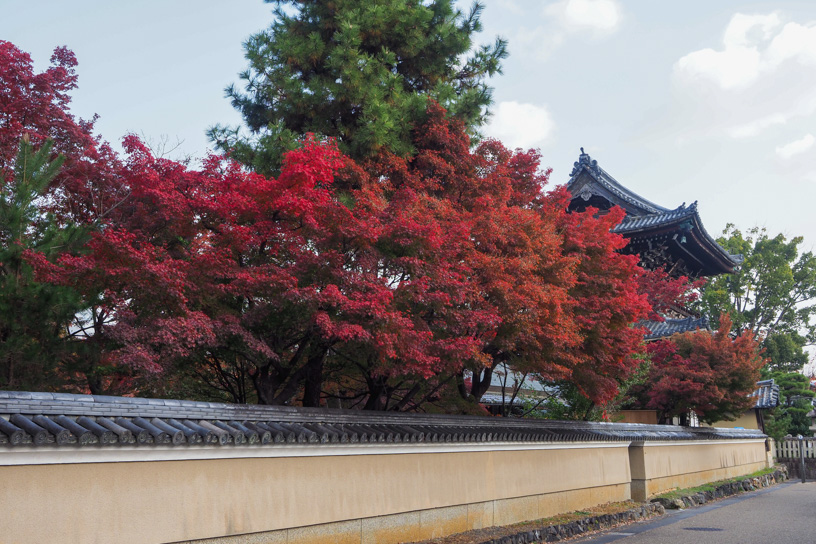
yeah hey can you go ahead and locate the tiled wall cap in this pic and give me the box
[0,391,766,449]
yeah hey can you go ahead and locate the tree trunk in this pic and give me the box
[391,383,422,412]
[252,364,285,405]
[86,372,104,396]
[363,375,388,410]
[470,365,494,402]
[301,347,328,407]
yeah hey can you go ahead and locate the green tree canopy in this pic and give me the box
[0,138,88,390]
[209,0,508,174]
[762,332,809,373]
[701,225,816,372]
[762,370,814,439]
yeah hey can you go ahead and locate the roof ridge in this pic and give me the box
[567,149,670,214]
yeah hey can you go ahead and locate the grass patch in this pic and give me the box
[653,466,780,500]
[507,501,637,529]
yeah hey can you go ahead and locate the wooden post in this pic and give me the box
[798,435,806,483]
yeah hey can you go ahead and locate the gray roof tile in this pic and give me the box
[643,316,710,340]
[567,150,669,214]
[751,379,780,409]
[567,151,742,270]
[0,390,766,448]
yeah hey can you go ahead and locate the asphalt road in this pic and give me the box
[576,482,816,544]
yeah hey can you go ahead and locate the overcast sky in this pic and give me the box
[4,0,816,248]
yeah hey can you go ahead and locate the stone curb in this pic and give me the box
[474,466,789,544]
[650,466,789,510]
[476,502,666,544]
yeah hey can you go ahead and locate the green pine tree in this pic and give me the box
[761,370,815,439]
[209,0,508,174]
[0,137,89,391]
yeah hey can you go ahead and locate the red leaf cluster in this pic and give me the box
[555,199,651,404]
[641,314,765,423]
[0,40,125,224]
[6,42,658,408]
[637,267,706,322]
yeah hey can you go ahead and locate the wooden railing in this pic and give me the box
[776,437,816,459]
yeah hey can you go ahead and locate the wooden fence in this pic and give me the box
[776,437,816,458]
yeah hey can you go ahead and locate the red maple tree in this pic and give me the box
[554,199,651,405]
[345,105,580,410]
[7,41,660,409]
[0,40,126,223]
[637,267,706,322]
[639,314,765,423]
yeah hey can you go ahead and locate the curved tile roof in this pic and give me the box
[614,202,742,268]
[612,202,698,233]
[642,316,709,341]
[0,391,764,448]
[567,149,669,215]
[751,379,780,410]
[567,151,741,273]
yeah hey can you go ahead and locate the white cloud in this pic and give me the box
[723,12,781,48]
[675,13,781,90]
[676,46,762,90]
[675,13,816,91]
[486,101,556,150]
[672,11,816,159]
[727,113,789,138]
[776,133,815,159]
[767,22,816,66]
[545,0,622,34]
[519,0,622,59]
[561,0,621,32]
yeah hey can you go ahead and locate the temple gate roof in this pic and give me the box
[566,149,741,278]
[566,149,743,339]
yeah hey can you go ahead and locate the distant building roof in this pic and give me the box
[642,316,709,341]
[480,393,525,406]
[485,363,549,392]
[751,379,780,410]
